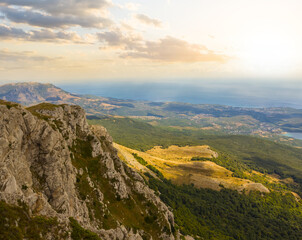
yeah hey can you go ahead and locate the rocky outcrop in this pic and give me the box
[0,100,176,240]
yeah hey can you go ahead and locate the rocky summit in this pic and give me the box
[0,100,175,240]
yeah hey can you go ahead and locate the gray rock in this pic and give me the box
[0,101,176,239]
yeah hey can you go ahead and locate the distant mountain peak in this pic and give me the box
[0,82,79,105]
[2,81,55,87]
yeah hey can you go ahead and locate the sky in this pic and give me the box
[1,0,302,83]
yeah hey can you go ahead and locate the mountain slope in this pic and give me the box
[115,143,270,193]
[0,100,176,240]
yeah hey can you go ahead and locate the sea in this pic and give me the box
[284,132,302,140]
[59,80,302,109]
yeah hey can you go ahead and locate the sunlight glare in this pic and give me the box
[240,32,298,75]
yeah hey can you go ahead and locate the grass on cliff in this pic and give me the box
[0,99,20,109]
[0,201,67,240]
[70,137,173,239]
[27,102,64,112]
[69,217,101,240]
[26,103,66,131]
[26,103,62,121]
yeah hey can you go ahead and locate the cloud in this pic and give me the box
[0,0,111,16]
[0,6,112,29]
[0,49,59,62]
[122,36,228,62]
[0,24,29,39]
[97,29,143,49]
[0,1,229,66]
[30,29,83,42]
[0,24,83,43]
[99,32,228,63]
[135,14,162,27]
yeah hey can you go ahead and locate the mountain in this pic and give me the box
[0,82,82,105]
[0,100,176,240]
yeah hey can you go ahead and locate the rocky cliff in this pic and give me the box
[0,100,175,240]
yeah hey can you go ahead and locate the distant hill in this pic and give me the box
[0,82,135,114]
[0,82,81,105]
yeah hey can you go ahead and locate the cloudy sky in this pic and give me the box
[1,0,302,83]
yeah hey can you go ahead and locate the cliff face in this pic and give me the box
[0,100,175,240]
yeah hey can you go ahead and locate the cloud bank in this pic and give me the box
[0,0,229,68]
[98,31,227,62]
[0,0,112,29]
[0,24,83,42]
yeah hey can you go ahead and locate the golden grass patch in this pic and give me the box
[114,143,269,193]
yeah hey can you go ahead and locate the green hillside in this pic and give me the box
[89,117,302,192]
[148,176,302,240]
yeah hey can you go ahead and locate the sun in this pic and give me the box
[239,31,298,75]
